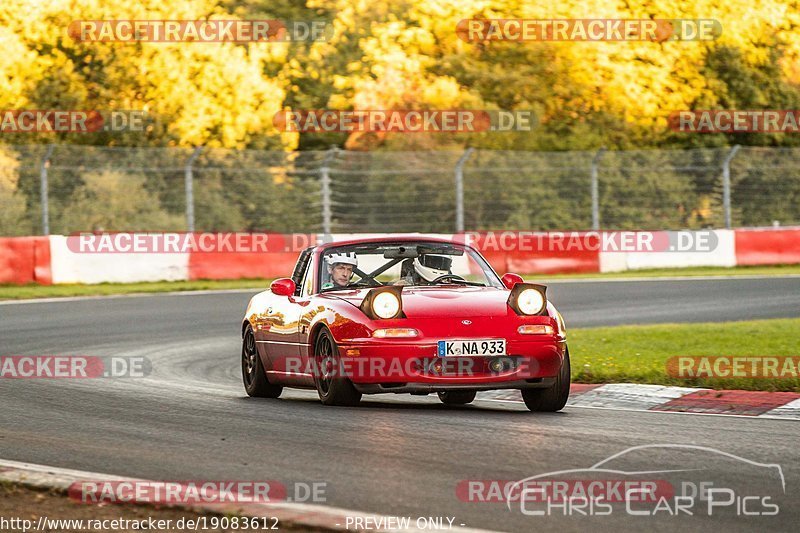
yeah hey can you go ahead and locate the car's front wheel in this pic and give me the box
[521,346,570,412]
[437,391,477,405]
[313,329,362,406]
[242,325,283,398]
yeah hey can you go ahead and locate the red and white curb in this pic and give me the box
[0,459,496,533]
[480,383,800,419]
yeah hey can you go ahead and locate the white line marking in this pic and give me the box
[479,398,800,420]
[762,397,800,419]
[0,459,130,480]
[0,288,260,305]
[4,275,800,304]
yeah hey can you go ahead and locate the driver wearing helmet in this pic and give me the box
[395,254,453,285]
[322,252,358,289]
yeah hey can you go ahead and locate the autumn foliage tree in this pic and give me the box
[1,0,800,233]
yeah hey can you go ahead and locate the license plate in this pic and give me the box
[437,339,506,357]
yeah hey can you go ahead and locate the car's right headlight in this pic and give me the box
[360,286,405,320]
[373,291,401,319]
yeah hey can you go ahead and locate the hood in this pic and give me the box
[327,286,512,318]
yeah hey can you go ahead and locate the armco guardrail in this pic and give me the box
[1,229,798,285]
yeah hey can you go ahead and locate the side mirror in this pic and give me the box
[501,273,524,290]
[270,278,296,296]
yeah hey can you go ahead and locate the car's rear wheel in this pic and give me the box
[242,325,283,398]
[313,329,362,406]
[437,391,477,405]
[521,346,571,412]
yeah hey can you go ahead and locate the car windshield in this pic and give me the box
[319,241,503,291]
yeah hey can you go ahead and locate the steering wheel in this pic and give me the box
[430,274,467,284]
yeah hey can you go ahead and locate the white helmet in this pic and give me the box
[414,254,452,282]
[326,252,358,268]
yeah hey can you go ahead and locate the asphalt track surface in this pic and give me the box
[2,277,800,532]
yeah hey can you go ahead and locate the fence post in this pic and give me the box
[320,146,338,239]
[722,144,741,229]
[39,144,55,235]
[591,147,606,230]
[455,147,475,232]
[184,146,202,232]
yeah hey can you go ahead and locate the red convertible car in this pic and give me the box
[241,236,570,411]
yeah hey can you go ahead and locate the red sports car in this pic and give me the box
[241,236,570,411]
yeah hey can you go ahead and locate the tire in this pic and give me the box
[521,346,571,412]
[313,329,362,406]
[437,391,477,405]
[242,325,283,398]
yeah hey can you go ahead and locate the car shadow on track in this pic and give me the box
[234,395,571,417]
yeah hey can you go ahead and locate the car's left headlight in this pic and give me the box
[507,283,547,316]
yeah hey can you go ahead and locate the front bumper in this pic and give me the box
[353,377,557,394]
[334,337,565,392]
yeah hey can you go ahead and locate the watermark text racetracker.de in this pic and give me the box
[68,231,721,255]
[0,110,146,133]
[67,232,317,254]
[667,356,800,379]
[68,479,326,505]
[458,479,674,504]
[0,356,150,378]
[271,355,546,379]
[273,110,535,133]
[456,19,721,42]
[455,230,720,253]
[69,19,332,42]
[670,110,800,133]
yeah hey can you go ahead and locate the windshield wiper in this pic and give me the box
[347,281,383,288]
[432,279,485,287]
